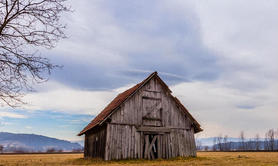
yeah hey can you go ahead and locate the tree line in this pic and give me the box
[197,129,278,151]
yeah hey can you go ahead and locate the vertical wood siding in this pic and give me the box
[86,76,197,160]
[85,126,106,158]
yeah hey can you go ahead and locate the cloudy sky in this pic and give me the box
[0,0,277,142]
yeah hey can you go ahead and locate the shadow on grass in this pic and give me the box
[67,156,209,165]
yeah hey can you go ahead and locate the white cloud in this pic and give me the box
[0,111,26,119]
[46,0,219,87]
[2,0,277,140]
[0,121,12,126]
[25,126,32,129]
[172,80,278,138]
[194,0,278,83]
[158,0,278,138]
[22,81,135,115]
[22,77,278,139]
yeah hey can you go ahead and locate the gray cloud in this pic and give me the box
[237,105,256,110]
[19,0,278,139]
[41,0,221,90]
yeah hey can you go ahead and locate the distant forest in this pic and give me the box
[197,129,278,151]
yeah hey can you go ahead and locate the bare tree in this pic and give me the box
[246,139,253,151]
[239,131,245,151]
[217,134,223,151]
[212,137,217,151]
[266,129,275,151]
[196,140,202,151]
[223,135,228,151]
[264,133,269,151]
[275,129,278,150]
[0,144,3,153]
[46,147,56,153]
[0,0,69,107]
[255,133,260,151]
[223,135,232,151]
[72,148,83,152]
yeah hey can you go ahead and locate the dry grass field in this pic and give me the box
[0,152,278,166]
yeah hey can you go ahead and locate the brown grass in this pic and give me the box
[0,152,278,166]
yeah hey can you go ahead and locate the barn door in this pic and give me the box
[143,134,161,159]
[142,96,162,126]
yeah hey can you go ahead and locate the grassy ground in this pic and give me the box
[1,152,278,166]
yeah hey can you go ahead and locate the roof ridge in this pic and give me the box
[78,71,202,136]
[78,72,157,136]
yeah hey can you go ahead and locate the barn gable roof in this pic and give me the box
[78,72,202,136]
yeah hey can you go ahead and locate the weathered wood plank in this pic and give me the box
[143,90,161,93]
[116,125,120,160]
[147,135,157,157]
[131,126,135,158]
[104,124,110,160]
[137,126,170,133]
[142,96,162,100]
[144,135,149,159]
[84,73,199,160]
[157,135,161,158]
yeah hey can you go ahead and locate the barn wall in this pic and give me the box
[105,123,141,160]
[104,76,197,160]
[167,128,196,157]
[105,124,196,160]
[110,77,193,128]
[85,125,106,158]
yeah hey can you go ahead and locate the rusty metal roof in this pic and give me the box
[78,72,202,136]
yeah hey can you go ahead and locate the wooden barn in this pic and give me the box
[78,72,202,160]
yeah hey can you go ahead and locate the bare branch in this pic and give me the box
[0,0,69,107]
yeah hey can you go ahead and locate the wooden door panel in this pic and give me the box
[142,97,162,126]
[143,134,160,159]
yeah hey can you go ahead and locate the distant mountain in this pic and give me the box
[0,132,83,152]
[74,140,84,147]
